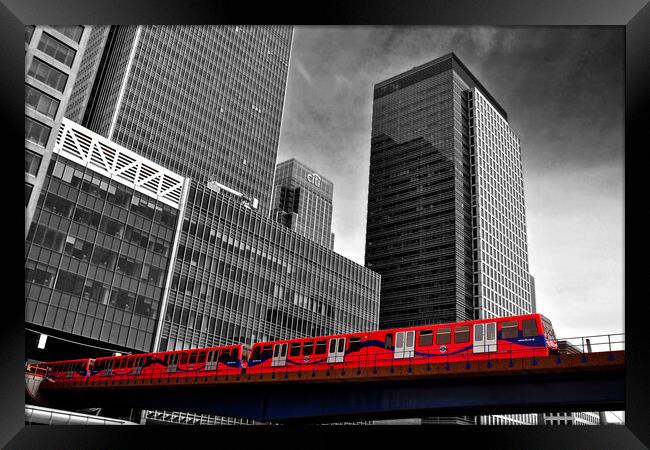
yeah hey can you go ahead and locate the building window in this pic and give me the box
[25,84,60,118]
[49,25,84,43]
[37,32,76,67]
[25,182,33,206]
[25,150,42,176]
[25,25,35,44]
[25,116,51,147]
[27,58,68,92]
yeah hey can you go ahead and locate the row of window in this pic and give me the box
[51,159,178,228]
[406,319,538,347]
[252,336,362,360]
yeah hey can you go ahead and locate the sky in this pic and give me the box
[275,26,624,342]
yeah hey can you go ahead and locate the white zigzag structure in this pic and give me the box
[54,118,185,209]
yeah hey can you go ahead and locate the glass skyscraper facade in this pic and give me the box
[366,53,532,328]
[271,158,335,249]
[158,180,379,352]
[25,26,91,237]
[25,118,185,352]
[366,53,534,425]
[73,25,293,216]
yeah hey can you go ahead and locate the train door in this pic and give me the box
[272,343,288,367]
[327,337,346,363]
[206,350,219,370]
[473,322,497,353]
[133,357,143,375]
[394,331,415,359]
[167,353,179,372]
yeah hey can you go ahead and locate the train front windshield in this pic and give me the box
[541,315,558,347]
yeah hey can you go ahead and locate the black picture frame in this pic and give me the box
[2,0,647,448]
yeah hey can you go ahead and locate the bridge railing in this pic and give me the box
[554,333,625,354]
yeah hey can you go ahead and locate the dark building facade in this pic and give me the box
[25,118,185,354]
[271,158,335,249]
[68,25,293,216]
[366,53,532,331]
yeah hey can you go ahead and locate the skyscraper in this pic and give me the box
[366,52,532,330]
[25,26,91,237]
[365,53,534,425]
[271,158,335,249]
[70,25,293,216]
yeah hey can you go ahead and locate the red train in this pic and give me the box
[30,313,557,384]
[247,313,558,372]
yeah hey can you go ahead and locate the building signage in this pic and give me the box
[307,173,322,188]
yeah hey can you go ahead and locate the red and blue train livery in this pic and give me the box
[30,313,557,384]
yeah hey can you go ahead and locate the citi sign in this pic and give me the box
[306,173,322,188]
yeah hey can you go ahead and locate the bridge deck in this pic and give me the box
[40,350,624,391]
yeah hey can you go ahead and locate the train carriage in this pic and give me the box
[33,358,93,383]
[89,344,250,382]
[247,313,558,374]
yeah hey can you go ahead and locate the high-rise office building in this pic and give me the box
[366,53,534,425]
[366,52,532,329]
[26,118,185,354]
[25,26,92,237]
[271,158,335,249]
[68,25,292,216]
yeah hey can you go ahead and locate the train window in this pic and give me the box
[218,349,231,363]
[502,321,518,339]
[522,319,538,337]
[436,328,451,345]
[198,351,207,363]
[328,340,336,353]
[303,342,314,355]
[280,344,287,357]
[273,345,280,357]
[290,342,301,356]
[349,337,361,353]
[338,339,345,352]
[418,330,433,346]
[127,358,134,368]
[454,326,470,343]
[180,353,189,365]
[385,334,393,349]
[251,347,261,359]
[316,340,327,355]
[189,353,198,364]
[261,346,273,359]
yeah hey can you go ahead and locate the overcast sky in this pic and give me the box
[276,26,624,341]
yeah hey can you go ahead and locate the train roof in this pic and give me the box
[251,313,546,346]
